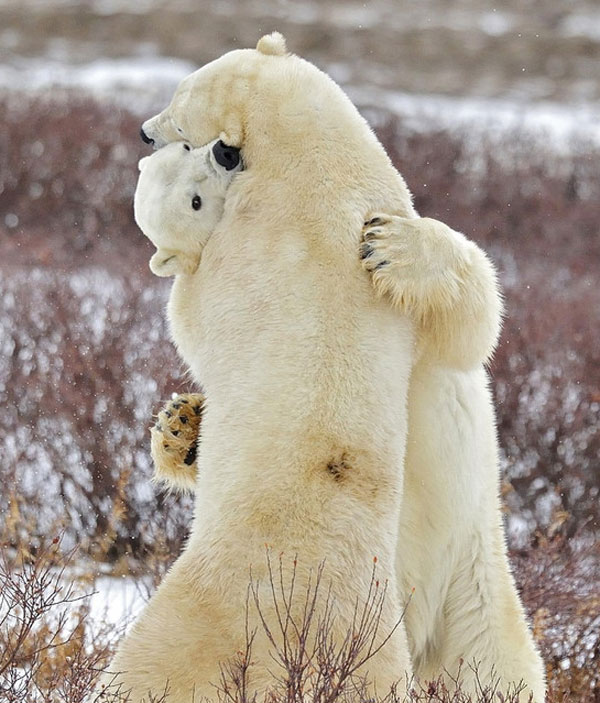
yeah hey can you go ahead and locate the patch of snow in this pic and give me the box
[1,48,599,150]
[91,0,159,16]
[88,575,146,630]
[561,12,600,42]
[507,513,532,550]
[351,84,600,150]
[479,10,515,36]
[0,55,196,113]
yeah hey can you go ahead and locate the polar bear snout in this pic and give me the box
[139,114,171,149]
[140,127,154,146]
[212,140,241,171]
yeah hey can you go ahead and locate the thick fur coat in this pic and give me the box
[106,33,545,703]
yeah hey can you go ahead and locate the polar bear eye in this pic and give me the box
[183,144,191,152]
[191,195,202,211]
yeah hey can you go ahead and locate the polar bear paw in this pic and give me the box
[361,214,503,369]
[360,215,395,273]
[150,393,203,491]
[361,214,447,314]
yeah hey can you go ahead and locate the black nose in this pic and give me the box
[140,127,154,145]
[212,140,241,170]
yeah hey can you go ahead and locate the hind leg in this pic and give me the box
[433,524,546,702]
[399,364,545,702]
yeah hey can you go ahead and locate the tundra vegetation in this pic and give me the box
[0,95,598,701]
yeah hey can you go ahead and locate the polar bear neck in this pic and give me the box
[238,56,415,220]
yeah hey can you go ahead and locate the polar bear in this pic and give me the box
[104,33,544,702]
[150,220,546,701]
[360,218,545,698]
[134,138,242,277]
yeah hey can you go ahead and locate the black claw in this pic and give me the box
[375,260,389,270]
[360,243,373,260]
[184,445,197,466]
[172,430,179,437]
[365,217,383,227]
[165,411,172,418]
[363,228,380,241]
[180,399,189,404]
[180,415,188,424]
[172,403,181,410]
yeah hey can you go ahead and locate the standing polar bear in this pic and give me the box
[106,33,545,702]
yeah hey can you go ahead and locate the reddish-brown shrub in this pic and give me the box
[0,93,598,700]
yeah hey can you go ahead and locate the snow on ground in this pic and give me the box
[353,86,600,150]
[0,55,196,115]
[1,53,599,153]
[0,266,168,541]
[87,574,146,631]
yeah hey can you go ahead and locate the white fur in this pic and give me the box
[104,35,545,702]
[134,140,241,277]
[399,364,545,697]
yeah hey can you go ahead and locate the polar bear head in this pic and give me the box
[134,139,242,277]
[139,33,289,156]
[139,32,414,217]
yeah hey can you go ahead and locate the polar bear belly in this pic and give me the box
[167,220,415,556]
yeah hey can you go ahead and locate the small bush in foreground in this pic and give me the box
[2,536,597,702]
[0,539,115,703]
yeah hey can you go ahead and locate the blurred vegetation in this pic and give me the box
[0,92,598,700]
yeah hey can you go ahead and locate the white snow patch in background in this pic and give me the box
[1,53,599,151]
[507,514,532,550]
[351,85,600,149]
[88,575,146,629]
[561,12,600,41]
[0,56,196,113]
[478,10,515,36]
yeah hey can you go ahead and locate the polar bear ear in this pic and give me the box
[138,156,151,172]
[256,32,288,56]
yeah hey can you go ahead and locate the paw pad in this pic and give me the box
[150,392,204,491]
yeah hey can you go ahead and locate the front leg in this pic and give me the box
[361,215,503,369]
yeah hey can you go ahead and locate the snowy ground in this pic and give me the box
[2,0,599,100]
[1,52,599,155]
[1,0,599,145]
[87,574,146,632]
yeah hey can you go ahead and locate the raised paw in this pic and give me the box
[360,213,460,315]
[360,213,503,369]
[150,392,204,491]
[360,212,426,277]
